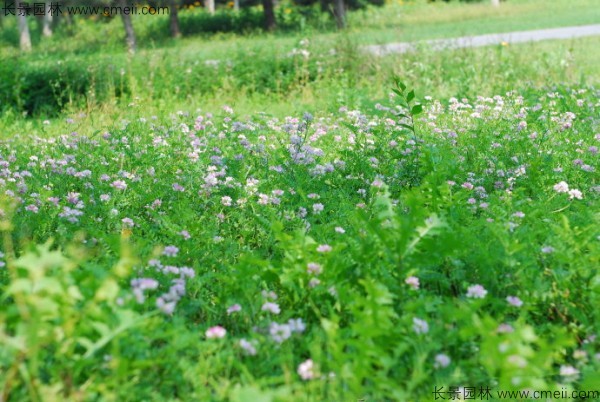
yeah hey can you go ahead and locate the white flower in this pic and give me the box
[412,317,429,334]
[269,322,291,343]
[239,339,257,356]
[559,365,579,377]
[434,354,451,368]
[553,181,569,193]
[297,359,315,380]
[568,189,583,200]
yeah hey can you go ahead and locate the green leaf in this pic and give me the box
[399,123,415,132]
[6,278,32,295]
[411,104,423,115]
[406,90,415,103]
[391,88,404,98]
[394,78,406,92]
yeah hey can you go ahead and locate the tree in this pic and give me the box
[169,0,181,37]
[262,0,276,31]
[43,2,53,37]
[118,0,137,53]
[206,0,215,14]
[333,0,346,29]
[17,7,32,52]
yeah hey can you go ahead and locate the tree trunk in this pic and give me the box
[169,0,181,37]
[43,2,53,37]
[234,0,240,11]
[17,12,32,52]
[491,0,500,6]
[119,0,137,53]
[206,0,215,15]
[333,0,346,29]
[262,0,276,31]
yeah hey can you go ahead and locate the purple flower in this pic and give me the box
[156,297,176,315]
[261,302,281,314]
[307,263,322,275]
[163,246,179,257]
[66,192,80,204]
[412,317,429,334]
[172,183,185,192]
[541,246,554,254]
[111,180,127,190]
[506,296,523,307]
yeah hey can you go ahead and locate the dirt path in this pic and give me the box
[364,24,600,56]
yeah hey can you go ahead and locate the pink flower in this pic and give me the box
[466,284,487,299]
[227,304,242,315]
[568,189,583,200]
[206,326,227,339]
[553,181,569,193]
[316,244,332,253]
[405,276,420,290]
[307,263,322,275]
[497,323,514,333]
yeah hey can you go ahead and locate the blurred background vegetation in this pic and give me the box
[0,0,598,124]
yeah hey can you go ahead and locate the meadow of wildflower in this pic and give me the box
[1,0,600,401]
